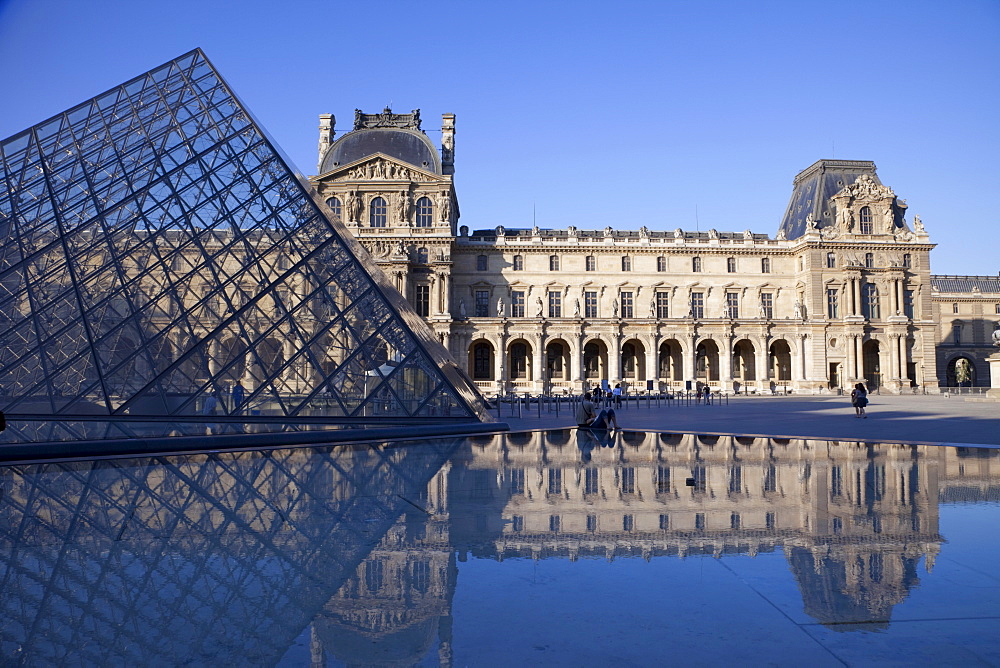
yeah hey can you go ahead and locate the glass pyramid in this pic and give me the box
[0,49,487,422]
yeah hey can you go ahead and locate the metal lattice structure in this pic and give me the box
[0,438,462,664]
[0,49,486,422]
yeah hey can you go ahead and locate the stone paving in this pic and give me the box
[493,393,1000,447]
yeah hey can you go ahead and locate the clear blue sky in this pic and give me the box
[1,0,997,275]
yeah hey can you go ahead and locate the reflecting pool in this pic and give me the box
[2,430,999,665]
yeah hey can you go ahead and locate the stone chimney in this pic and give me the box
[441,113,455,175]
[317,114,335,172]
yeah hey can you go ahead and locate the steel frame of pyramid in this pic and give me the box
[0,49,488,426]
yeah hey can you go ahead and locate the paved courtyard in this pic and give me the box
[495,393,1000,447]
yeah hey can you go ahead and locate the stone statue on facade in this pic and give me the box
[649,299,656,318]
[495,225,505,236]
[913,215,925,232]
[993,323,1000,347]
[496,297,504,318]
[639,226,649,238]
[793,300,803,319]
[438,193,451,222]
[708,228,718,239]
[612,298,619,317]
[674,228,684,239]
[531,224,540,236]
[776,228,787,241]
[604,226,614,237]
[573,298,581,317]
[347,191,362,223]
[459,299,466,318]
[744,229,753,240]
[759,300,767,319]
[535,296,544,317]
[805,212,818,230]
[567,225,577,236]
[395,191,409,224]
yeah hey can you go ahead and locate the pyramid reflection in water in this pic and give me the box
[0,49,486,422]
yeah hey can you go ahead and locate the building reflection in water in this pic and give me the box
[1,431,998,664]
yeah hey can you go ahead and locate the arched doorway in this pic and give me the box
[546,339,571,389]
[469,340,495,381]
[621,339,646,386]
[863,339,881,390]
[769,340,792,383]
[696,339,720,384]
[946,355,977,387]
[219,336,248,382]
[732,339,756,391]
[583,339,608,384]
[659,339,683,384]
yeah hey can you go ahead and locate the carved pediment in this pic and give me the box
[319,154,447,184]
[833,173,895,203]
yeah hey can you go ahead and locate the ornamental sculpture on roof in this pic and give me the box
[353,107,422,131]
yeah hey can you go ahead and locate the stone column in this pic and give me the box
[442,272,451,316]
[756,337,769,386]
[720,335,733,388]
[609,334,622,383]
[533,334,545,391]
[899,335,908,382]
[572,333,584,385]
[855,335,864,380]
[497,335,508,392]
[798,334,807,381]
[688,333,699,384]
[646,334,659,389]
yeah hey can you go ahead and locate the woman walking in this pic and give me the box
[851,383,868,418]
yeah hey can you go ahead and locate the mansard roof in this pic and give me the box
[778,159,886,240]
[930,275,1000,294]
[319,108,441,175]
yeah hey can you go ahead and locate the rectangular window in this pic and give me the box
[695,513,705,530]
[623,515,634,532]
[415,285,430,317]
[760,292,773,319]
[827,288,839,319]
[549,515,561,532]
[726,292,739,319]
[727,257,736,273]
[548,290,562,318]
[659,514,670,530]
[549,255,560,271]
[512,255,523,271]
[621,467,636,494]
[585,291,598,318]
[587,514,597,531]
[953,303,959,314]
[766,512,776,530]
[863,284,880,320]
[730,513,741,529]
[996,303,1000,315]
[692,257,702,272]
[475,290,489,317]
[691,291,704,319]
[904,290,914,319]
[586,255,596,271]
[512,515,523,532]
[953,324,962,345]
[903,253,911,268]
[764,464,777,493]
[827,252,836,268]
[656,292,669,319]
[509,468,525,495]
[511,290,525,318]
[657,256,666,272]
[620,291,634,318]
[761,257,770,273]
[728,465,742,493]
[477,254,487,271]
[622,256,632,271]
[657,465,671,493]
[584,468,599,495]
[548,468,562,495]
[831,466,843,498]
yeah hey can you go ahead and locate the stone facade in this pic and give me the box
[310,110,987,395]
[929,276,1000,387]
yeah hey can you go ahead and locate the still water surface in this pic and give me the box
[2,430,998,665]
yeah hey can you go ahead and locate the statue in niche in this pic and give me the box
[759,300,767,319]
[649,299,656,318]
[347,191,362,222]
[535,296,544,317]
[438,193,451,222]
[496,297,504,318]
[883,206,895,228]
[459,299,467,318]
[674,228,684,239]
[573,298,581,317]
[395,192,409,223]
[793,300,803,319]
[913,215,925,232]
[612,298,619,317]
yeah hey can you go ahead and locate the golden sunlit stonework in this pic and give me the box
[311,109,997,395]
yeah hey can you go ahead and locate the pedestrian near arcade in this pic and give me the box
[851,382,869,418]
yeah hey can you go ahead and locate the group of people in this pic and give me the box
[590,383,625,409]
[850,382,869,418]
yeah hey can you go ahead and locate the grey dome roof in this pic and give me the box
[320,128,441,174]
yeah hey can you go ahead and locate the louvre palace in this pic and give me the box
[310,110,998,395]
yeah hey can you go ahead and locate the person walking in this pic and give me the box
[613,383,623,409]
[851,382,869,418]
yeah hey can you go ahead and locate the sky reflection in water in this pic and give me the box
[1,430,998,665]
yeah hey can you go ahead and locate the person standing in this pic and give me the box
[231,381,246,415]
[613,383,623,409]
[851,382,868,418]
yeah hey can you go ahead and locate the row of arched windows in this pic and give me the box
[324,196,435,227]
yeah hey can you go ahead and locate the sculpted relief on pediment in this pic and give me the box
[331,157,440,183]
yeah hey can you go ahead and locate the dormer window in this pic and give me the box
[415,196,433,227]
[369,197,387,227]
[859,206,873,234]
